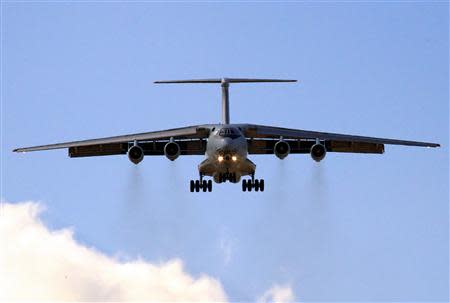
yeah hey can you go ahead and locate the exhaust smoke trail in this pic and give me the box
[161,160,197,254]
[124,165,146,206]
[308,162,329,205]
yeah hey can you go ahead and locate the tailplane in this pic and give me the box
[154,78,297,124]
[154,78,297,84]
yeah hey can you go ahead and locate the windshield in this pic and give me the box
[218,128,240,139]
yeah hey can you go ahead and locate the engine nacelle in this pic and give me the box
[310,143,326,162]
[274,140,290,159]
[164,141,180,161]
[128,145,144,164]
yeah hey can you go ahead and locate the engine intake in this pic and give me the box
[164,141,180,161]
[128,145,144,164]
[274,140,290,159]
[310,143,326,162]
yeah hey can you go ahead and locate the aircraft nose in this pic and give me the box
[217,137,232,149]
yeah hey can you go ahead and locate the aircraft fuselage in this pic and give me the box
[199,124,256,184]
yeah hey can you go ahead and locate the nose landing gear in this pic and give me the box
[218,172,237,183]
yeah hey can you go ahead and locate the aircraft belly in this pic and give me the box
[200,125,256,183]
[198,157,256,179]
[197,158,217,176]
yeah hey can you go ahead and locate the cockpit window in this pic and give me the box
[218,128,240,139]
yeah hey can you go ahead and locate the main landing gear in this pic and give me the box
[190,174,212,192]
[242,175,265,192]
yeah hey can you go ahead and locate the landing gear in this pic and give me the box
[190,176,212,193]
[242,177,264,192]
[218,172,237,183]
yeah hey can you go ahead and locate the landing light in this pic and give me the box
[218,156,224,162]
[232,156,237,161]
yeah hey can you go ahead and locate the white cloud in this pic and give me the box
[0,200,296,302]
[0,201,227,301]
[258,284,295,303]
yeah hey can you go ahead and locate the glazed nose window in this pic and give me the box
[218,128,240,139]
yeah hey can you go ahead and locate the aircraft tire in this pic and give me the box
[207,180,212,192]
[195,180,200,192]
[202,180,207,192]
[259,179,265,192]
[190,180,195,192]
[242,179,247,191]
[246,179,252,192]
[254,179,260,192]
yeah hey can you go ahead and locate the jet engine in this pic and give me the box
[274,140,290,159]
[128,145,144,164]
[164,141,180,161]
[310,143,326,162]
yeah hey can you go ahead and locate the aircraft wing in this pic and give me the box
[243,124,440,155]
[13,125,210,157]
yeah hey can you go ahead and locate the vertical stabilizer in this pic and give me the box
[221,79,230,124]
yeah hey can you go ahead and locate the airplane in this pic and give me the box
[14,78,440,193]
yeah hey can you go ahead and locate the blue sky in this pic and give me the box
[1,2,448,301]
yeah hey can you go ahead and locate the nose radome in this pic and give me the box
[218,137,232,148]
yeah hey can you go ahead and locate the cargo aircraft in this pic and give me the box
[14,78,440,192]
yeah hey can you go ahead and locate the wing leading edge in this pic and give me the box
[243,124,440,155]
[13,125,210,154]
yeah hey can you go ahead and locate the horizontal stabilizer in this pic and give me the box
[154,77,297,124]
[154,78,297,84]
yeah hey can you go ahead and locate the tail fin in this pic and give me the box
[154,78,297,124]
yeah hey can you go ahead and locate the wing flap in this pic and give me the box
[68,139,206,158]
[328,141,384,153]
[69,143,127,157]
[243,124,439,148]
[139,140,206,156]
[248,139,384,154]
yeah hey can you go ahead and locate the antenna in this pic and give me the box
[154,78,297,124]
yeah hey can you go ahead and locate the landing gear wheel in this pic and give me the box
[254,179,260,192]
[241,178,265,193]
[207,180,212,192]
[202,180,207,192]
[242,179,247,192]
[190,180,195,192]
[195,180,200,192]
[246,179,252,192]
